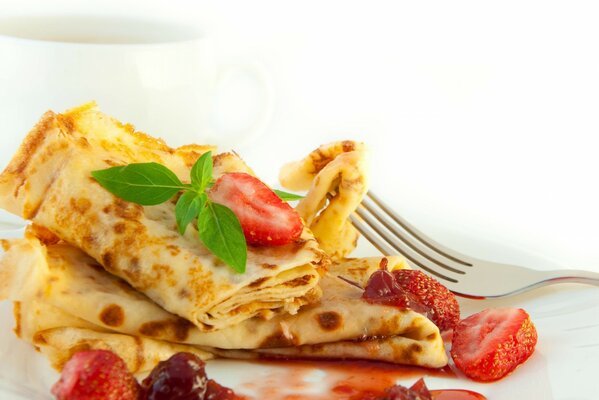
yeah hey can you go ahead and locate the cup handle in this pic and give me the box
[210,61,275,150]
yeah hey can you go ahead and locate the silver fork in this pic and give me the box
[350,192,599,298]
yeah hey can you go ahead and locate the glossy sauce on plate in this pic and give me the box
[238,359,485,399]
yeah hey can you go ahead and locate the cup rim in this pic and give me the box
[0,14,205,47]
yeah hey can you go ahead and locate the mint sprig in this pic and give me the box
[273,189,304,201]
[92,151,247,273]
[90,163,188,205]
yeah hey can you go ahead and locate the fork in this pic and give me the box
[350,192,599,298]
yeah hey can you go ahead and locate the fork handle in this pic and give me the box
[539,269,599,286]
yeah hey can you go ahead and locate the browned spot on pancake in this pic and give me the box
[101,251,114,270]
[113,198,143,219]
[83,234,96,245]
[133,336,144,373]
[8,111,56,177]
[249,277,270,288]
[372,316,402,337]
[102,159,120,167]
[212,152,232,168]
[76,136,90,148]
[12,302,22,338]
[341,176,364,191]
[130,257,140,269]
[99,304,125,327]
[411,343,423,354]
[28,224,61,245]
[49,276,59,283]
[260,331,296,348]
[311,148,334,172]
[426,332,438,341]
[342,140,356,152]
[166,244,180,256]
[290,238,307,252]
[70,197,92,214]
[178,288,191,299]
[261,263,277,269]
[23,200,42,220]
[32,332,48,345]
[56,113,75,133]
[390,341,421,365]
[401,322,425,340]
[152,264,176,287]
[316,311,342,331]
[139,318,193,342]
[284,275,313,288]
[212,258,225,268]
[113,222,126,234]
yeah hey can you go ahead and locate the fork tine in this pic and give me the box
[356,205,467,275]
[365,192,473,267]
[350,212,460,283]
[349,214,397,256]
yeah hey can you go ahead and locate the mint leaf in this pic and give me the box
[198,202,247,273]
[175,192,206,234]
[191,151,213,192]
[273,189,304,201]
[92,163,186,205]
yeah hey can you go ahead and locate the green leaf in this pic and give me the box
[198,202,247,273]
[190,151,213,192]
[273,189,305,201]
[92,163,186,205]
[175,192,206,234]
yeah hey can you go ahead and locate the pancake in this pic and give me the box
[0,104,326,331]
[1,235,447,369]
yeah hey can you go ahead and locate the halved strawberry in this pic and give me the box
[393,269,460,332]
[363,266,460,331]
[51,350,139,400]
[209,172,303,246]
[450,307,538,382]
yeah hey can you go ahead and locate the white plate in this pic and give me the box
[0,230,598,400]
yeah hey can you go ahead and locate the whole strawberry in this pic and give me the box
[451,307,538,382]
[392,269,461,331]
[51,350,139,400]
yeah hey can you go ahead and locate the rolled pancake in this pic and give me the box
[279,141,368,259]
[1,236,447,368]
[0,103,326,331]
[14,301,213,373]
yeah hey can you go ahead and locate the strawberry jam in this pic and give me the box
[361,259,460,331]
[141,353,241,400]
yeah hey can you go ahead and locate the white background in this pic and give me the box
[0,1,598,399]
[2,0,599,268]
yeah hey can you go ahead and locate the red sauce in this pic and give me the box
[431,389,487,400]
[235,359,484,400]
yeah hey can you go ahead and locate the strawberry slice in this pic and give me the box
[52,350,139,400]
[363,265,460,331]
[450,308,538,382]
[393,269,460,332]
[209,172,303,246]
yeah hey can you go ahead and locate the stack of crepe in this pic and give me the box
[0,104,448,373]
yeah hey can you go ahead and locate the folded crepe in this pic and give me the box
[0,234,447,369]
[279,141,368,260]
[14,301,213,373]
[0,103,327,331]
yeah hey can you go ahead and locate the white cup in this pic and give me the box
[0,15,274,168]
